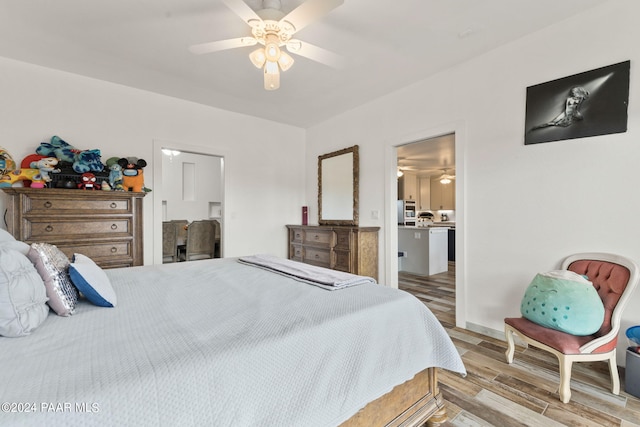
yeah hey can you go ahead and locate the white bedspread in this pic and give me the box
[0,258,465,427]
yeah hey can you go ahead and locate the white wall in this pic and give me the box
[0,56,306,263]
[161,151,222,222]
[305,0,640,365]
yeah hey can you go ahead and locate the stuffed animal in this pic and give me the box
[105,157,124,191]
[36,135,78,163]
[77,172,100,190]
[36,136,104,174]
[73,149,104,174]
[118,158,147,192]
[0,169,46,188]
[30,157,60,182]
[0,147,16,176]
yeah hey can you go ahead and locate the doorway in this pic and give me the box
[386,124,465,329]
[396,133,455,276]
[152,140,226,265]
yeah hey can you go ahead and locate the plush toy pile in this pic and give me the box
[0,136,150,192]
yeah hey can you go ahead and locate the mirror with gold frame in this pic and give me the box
[318,145,359,226]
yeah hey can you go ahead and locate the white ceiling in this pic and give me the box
[0,0,610,129]
[397,134,455,178]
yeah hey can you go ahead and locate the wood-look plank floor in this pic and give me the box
[398,265,640,427]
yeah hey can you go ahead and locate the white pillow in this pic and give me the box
[69,254,117,307]
[0,228,29,255]
[27,243,78,316]
[0,228,15,242]
[0,248,50,337]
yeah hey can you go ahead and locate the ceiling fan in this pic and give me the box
[189,0,344,90]
[438,169,456,184]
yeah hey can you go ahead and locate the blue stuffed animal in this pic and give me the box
[73,149,104,174]
[36,135,77,163]
[105,157,124,191]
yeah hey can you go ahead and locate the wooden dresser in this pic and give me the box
[3,188,145,269]
[286,225,380,281]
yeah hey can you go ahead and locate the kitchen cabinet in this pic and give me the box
[3,187,145,268]
[419,177,431,210]
[448,228,455,261]
[398,171,418,201]
[430,179,455,210]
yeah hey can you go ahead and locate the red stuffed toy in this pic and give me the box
[78,172,100,190]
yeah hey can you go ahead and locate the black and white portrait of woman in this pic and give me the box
[524,61,629,145]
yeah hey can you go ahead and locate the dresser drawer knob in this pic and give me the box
[314,234,319,240]
[43,201,52,209]
[45,225,53,232]
[110,247,117,253]
[314,254,320,259]
[110,202,117,209]
[111,224,118,230]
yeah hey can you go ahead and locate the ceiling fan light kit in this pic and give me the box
[439,169,455,184]
[189,0,344,90]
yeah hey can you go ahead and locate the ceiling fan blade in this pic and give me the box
[189,37,257,55]
[222,0,263,26]
[280,0,344,33]
[286,40,344,68]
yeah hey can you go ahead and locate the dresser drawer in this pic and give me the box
[303,247,332,268]
[303,229,335,247]
[25,219,132,240]
[23,196,131,215]
[334,229,352,250]
[57,241,132,262]
[290,243,304,260]
[334,250,352,273]
[290,228,304,243]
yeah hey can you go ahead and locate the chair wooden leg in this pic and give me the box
[608,349,620,395]
[504,325,515,364]
[558,356,573,403]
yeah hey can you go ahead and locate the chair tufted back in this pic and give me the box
[567,260,630,338]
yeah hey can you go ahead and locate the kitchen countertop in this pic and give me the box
[399,222,455,229]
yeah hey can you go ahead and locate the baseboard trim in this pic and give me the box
[465,321,526,347]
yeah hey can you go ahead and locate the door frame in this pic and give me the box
[384,120,467,329]
[152,139,227,265]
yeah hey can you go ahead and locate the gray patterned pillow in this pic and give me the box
[27,243,78,316]
[0,248,49,337]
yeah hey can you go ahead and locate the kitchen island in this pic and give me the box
[398,225,449,276]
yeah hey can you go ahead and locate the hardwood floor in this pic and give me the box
[398,265,640,427]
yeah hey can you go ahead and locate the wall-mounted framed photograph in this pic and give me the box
[524,60,630,145]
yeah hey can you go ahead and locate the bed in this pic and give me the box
[0,247,465,427]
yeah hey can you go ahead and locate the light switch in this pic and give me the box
[414,232,421,239]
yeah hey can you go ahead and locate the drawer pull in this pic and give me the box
[111,224,118,230]
[314,254,320,259]
[45,225,53,232]
[110,247,117,253]
[44,201,52,208]
[314,234,319,240]
[110,202,117,209]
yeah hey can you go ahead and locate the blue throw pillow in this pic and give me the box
[69,254,117,307]
[520,270,604,336]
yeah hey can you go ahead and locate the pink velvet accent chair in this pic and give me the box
[504,253,639,403]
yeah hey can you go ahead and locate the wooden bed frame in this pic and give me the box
[340,368,447,427]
